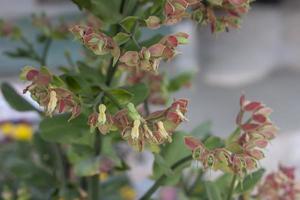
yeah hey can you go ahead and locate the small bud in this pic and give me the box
[145,16,161,29]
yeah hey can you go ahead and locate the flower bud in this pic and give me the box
[145,16,161,29]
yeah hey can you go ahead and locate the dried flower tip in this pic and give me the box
[157,121,172,142]
[131,119,141,140]
[175,104,188,121]
[98,104,107,125]
[47,90,58,116]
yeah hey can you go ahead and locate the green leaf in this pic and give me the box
[204,181,222,200]
[153,154,174,176]
[1,82,38,112]
[204,136,225,150]
[71,0,92,10]
[140,34,164,47]
[74,156,100,177]
[51,75,66,87]
[64,75,81,92]
[152,132,191,185]
[125,83,149,105]
[4,48,32,59]
[40,114,93,146]
[107,88,133,105]
[235,168,265,193]
[101,136,122,167]
[168,72,193,92]
[120,16,139,33]
[113,32,131,46]
[215,173,234,198]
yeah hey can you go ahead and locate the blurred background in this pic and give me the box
[0,0,300,198]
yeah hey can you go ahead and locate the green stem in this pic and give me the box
[143,99,150,116]
[139,155,193,200]
[88,132,102,200]
[20,35,41,62]
[87,2,128,199]
[52,144,67,194]
[103,90,123,109]
[41,38,52,66]
[227,175,237,200]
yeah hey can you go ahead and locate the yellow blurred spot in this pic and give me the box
[0,123,33,141]
[120,186,136,200]
[99,172,109,181]
[13,124,33,141]
[0,123,15,136]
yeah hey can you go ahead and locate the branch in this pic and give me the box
[139,155,193,200]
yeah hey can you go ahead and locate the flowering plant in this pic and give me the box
[0,0,297,200]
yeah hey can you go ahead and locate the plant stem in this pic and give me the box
[52,144,67,194]
[87,2,128,198]
[41,38,52,66]
[88,132,102,200]
[139,155,193,200]
[143,99,150,116]
[20,35,41,62]
[227,175,237,200]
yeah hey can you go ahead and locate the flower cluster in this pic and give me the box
[146,0,251,33]
[256,165,300,200]
[185,95,278,175]
[0,20,20,39]
[119,33,188,72]
[69,25,120,62]
[21,66,80,119]
[88,99,188,151]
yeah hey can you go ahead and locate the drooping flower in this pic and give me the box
[69,25,120,63]
[21,66,80,119]
[155,0,252,33]
[87,104,114,134]
[119,33,189,72]
[113,99,188,151]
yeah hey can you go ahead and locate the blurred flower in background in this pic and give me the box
[0,121,33,141]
